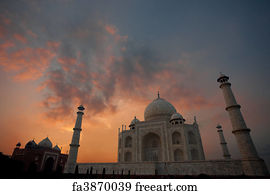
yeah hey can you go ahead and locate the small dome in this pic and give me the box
[129,116,140,127]
[25,140,37,149]
[53,145,61,152]
[170,113,184,121]
[144,96,176,121]
[78,105,85,111]
[217,73,229,83]
[38,137,52,148]
[216,124,222,129]
[16,142,21,147]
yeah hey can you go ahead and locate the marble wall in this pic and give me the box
[78,160,243,176]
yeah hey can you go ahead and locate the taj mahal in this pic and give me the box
[64,74,269,176]
[117,92,205,164]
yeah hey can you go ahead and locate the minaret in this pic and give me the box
[216,124,231,159]
[117,127,120,162]
[217,73,268,176]
[64,105,85,174]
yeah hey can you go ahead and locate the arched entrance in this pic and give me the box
[142,133,162,161]
[43,157,54,173]
[172,131,182,144]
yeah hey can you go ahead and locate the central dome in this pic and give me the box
[144,96,176,121]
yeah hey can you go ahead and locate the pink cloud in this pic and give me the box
[46,41,60,50]
[0,42,59,81]
[104,24,128,42]
[115,34,128,42]
[57,57,76,65]
[105,24,117,35]
[13,33,27,44]
[57,57,77,72]
[0,40,14,49]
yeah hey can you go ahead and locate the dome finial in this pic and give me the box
[144,95,176,121]
[78,104,85,111]
[158,91,160,98]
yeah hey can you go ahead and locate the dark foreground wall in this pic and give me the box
[78,160,244,176]
[1,152,268,178]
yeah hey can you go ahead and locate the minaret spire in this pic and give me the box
[194,116,197,123]
[216,124,231,159]
[64,105,85,174]
[217,73,268,175]
[157,91,160,98]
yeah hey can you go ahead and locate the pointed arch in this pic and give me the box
[142,133,162,161]
[43,157,54,173]
[172,131,182,144]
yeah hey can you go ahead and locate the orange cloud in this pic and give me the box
[0,42,59,81]
[0,40,14,49]
[46,41,60,50]
[105,24,117,35]
[104,24,128,42]
[58,57,77,65]
[13,33,27,44]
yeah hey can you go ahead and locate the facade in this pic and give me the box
[12,137,68,173]
[118,94,205,163]
[66,74,269,176]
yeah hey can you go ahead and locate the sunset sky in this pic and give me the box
[0,0,270,168]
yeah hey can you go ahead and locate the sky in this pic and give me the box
[0,0,270,168]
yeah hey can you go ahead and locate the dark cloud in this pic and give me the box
[0,0,215,120]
